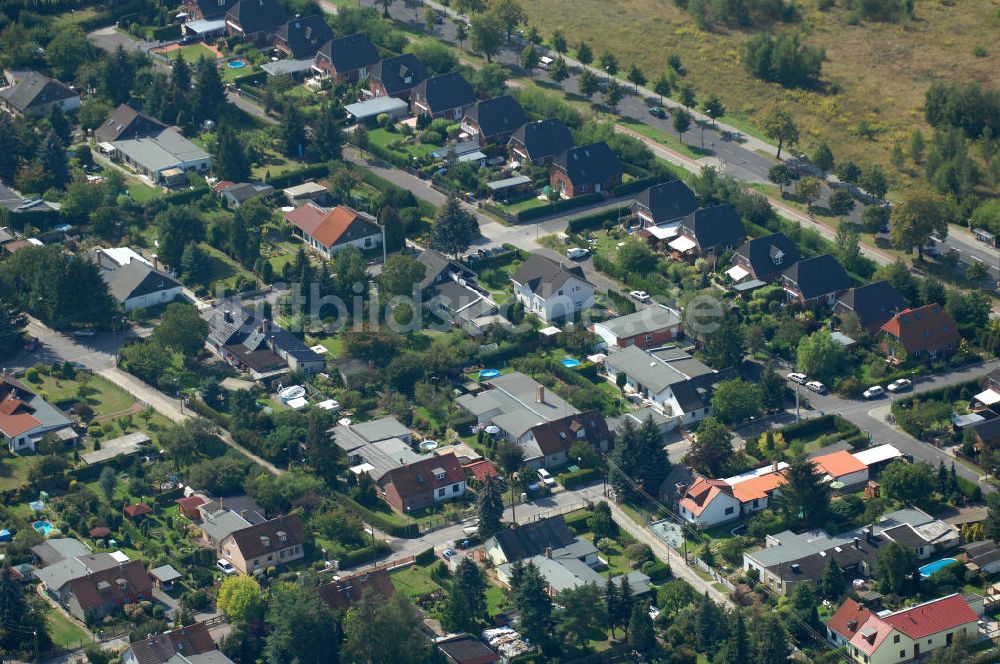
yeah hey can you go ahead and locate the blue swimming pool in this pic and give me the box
[32,520,53,536]
[478,369,501,380]
[228,59,247,69]
[561,358,581,368]
[919,557,958,578]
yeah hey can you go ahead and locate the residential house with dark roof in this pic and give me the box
[879,304,961,363]
[510,254,595,322]
[0,71,80,117]
[124,622,232,664]
[430,280,504,337]
[225,0,287,43]
[272,15,332,59]
[64,560,153,622]
[181,0,238,20]
[318,569,396,610]
[417,249,478,291]
[90,248,183,312]
[668,205,746,258]
[591,305,683,350]
[781,254,852,307]
[835,281,908,334]
[730,232,800,283]
[410,72,476,120]
[969,416,1000,452]
[0,373,76,453]
[962,540,1000,575]
[549,142,623,198]
[484,515,597,567]
[376,452,466,513]
[367,54,428,101]
[284,203,382,258]
[521,410,612,470]
[630,181,699,228]
[461,95,526,144]
[312,33,380,82]
[455,372,580,444]
[507,118,575,165]
[436,635,500,664]
[219,182,275,208]
[218,514,306,575]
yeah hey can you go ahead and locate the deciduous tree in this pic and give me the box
[760,105,799,159]
[890,191,953,260]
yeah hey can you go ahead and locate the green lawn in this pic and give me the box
[222,62,259,83]
[173,43,218,64]
[498,196,549,214]
[390,564,443,599]
[0,455,36,492]
[46,607,89,649]
[312,335,344,358]
[35,372,135,421]
[368,128,440,159]
[197,243,255,289]
[125,179,162,203]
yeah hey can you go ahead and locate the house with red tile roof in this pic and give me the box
[123,503,154,520]
[812,450,869,488]
[677,477,740,526]
[463,459,499,484]
[826,598,873,648]
[376,453,466,513]
[0,373,76,453]
[879,304,961,364]
[833,594,979,663]
[64,560,153,622]
[284,203,381,259]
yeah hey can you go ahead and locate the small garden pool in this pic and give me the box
[32,520,53,536]
[228,59,247,69]
[561,358,581,368]
[919,557,958,578]
[478,369,501,380]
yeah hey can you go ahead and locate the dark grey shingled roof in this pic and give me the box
[783,254,852,301]
[371,54,428,95]
[972,417,1000,444]
[509,118,575,162]
[94,104,165,143]
[733,232,800,280]
[207,300,254,347]
[835,281,908,331]
[634,180,699,224]
[0,72,77,113]
[315,33,380,74]
[274,15,332,58]
[465,95,526,139]
[412,72,476,113]
[127,622,220,664]
[417,249,477,290]
[552,141,623,187]
[511,254,593,295]
[100,261,181,304]
[187,0,239,19]
[491,515,576,562]
[680,204,746,251]
[226,0,287,36]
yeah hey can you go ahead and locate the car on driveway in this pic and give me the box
[648,107,667,119]
[805,380,827,394]
[787,372,808,384]
[887,378,912,393]
[217,559,236,575]
[630,290,651,303]
[537,468,557,487]
[566,247,590,260]
[863,386,885,399]
[442,548,457,561]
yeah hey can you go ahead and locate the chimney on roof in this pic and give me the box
[847,618,858,632]
[853,537,861,550]
[545,546,552,559]
[536,385,545,403]
[152,254,159,270]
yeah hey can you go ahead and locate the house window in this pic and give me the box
[438,488,445,497]
[644,334,653,343]
[724,507,734,515]
[453,484,460,493]
[253,559,260,568]
[267,555,273,562]
[946,633,953,645]
[894,636,900,644]
[752,499,759,508]
[899,651,905,659]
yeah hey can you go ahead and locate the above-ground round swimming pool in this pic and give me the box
[419,440,439,452]
[478,369,501,380]
[561,358,581,368]
[33,520,53,536]
[919,557,958,578]
[278,385,306,403]
[228,59,247,69]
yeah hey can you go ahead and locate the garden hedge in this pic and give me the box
[613,175,661,197]
[265,164,330,189]
[160,187,210,206]
[414,547,436,565]
[231,70,268,88]
[331,493,420,538]
[339,541,392,569]
[566,206,629,233]
[515,192,603,222]
[558,467,599,490]
[148,24,181,41]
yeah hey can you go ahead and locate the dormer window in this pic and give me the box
[576,428,586,438]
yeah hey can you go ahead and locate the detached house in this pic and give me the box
[272,15,332,59]
[284,203,382,258]
[549,142,623,198]
[508,118,574,165]
[376,453,466,513]
[225,0,287,43]
[411,72,476,120]
[667,205,745,257]
[181,0,239,20]
[461,95,526,144]
[879,304,961,363]
[312,33,380,82]
[0,71,80,117]
[219,514,306,575]
[319,569,396,610]
[207,301,325,379]
[630,181,699,228]
[0,374,76,453]
[729,232,799,283]
[65,560,153,622]
[90,248,183,312]
[510,254,595,322]
[368,54,428,101]
[522,411,612,470]
[835,281,908,334]
[781,254,852,307]
[124,622,233,664]
[456,372,580,444]
[592,305,683,350]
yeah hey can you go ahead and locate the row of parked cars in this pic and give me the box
[787,372,913,399]
[786,372,828,394]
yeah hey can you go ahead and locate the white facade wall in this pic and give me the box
[123,286,183,312]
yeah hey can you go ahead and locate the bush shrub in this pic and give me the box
[558,467,599,490]
[564,509,594,534]
[414,547,436,565]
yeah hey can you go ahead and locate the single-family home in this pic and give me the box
[829,594,979,663]
[284,203,382,258]
[430,280,504,337]
[283,181,329,207]
[367,54,428,101]
[219,182,275,208]
[417,249,478,292]
[181,0,239,20]
[90,248,183,311]
[219,514,306,575]
[510,254,595,322]
[677,478,741,527]
[485,515,598,568]
[225,0,287,43]
[410,72,476,120]
[456,372,580,444]
[95,105,211,185]
[667,205,746,258]
[781,254,852,307]
[963,540,1000,575]
[826,598,873,648]
[62,559,152,622]
[521,410,612,470]
[312,33,380,82]
[0,71,80,117]
[436,635,501,664]
[507,118,575,166]
[461,95,526,144]
[630,181,699,228]
[0,373,76,453]
[879,304,961,363]
[343,96,411,125]
[811,450,869,488]
[549,142,623,198]
[271,15,332,59]
[591,305,683,350]
[124,622,233,664]
[376,453,467,513]
[969,416,1000,452]
[835,281,908,335]
[729,232,799,283]
[318,569,396,610]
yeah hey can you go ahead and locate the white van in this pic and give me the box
[539,55,555,70]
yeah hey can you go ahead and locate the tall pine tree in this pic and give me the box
[37,130,70,189]
[194,56,225,122]
[776,453,831,529]
[477,474,503,539]
[214,125,251,182]
[281,105,307,159]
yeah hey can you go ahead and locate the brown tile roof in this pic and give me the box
[318,568,396,610]
[528,410,611,457]
[127,622,218,664]
[124,503,153,518]
[880,304,961,354]
[228,514,306,560]
[284,202,327,236]
[67,560,152,612]
[309,206,380,249]
[378,453,465,500]
[678,477,733,517]
[827,598,872,642]
[463,459,499,483]
[89,527,112,538]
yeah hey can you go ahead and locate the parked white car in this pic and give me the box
[566,247,590,260]
[630,290,651,303]
[863,385,885,399]
[787,372,808,385]
[887,378,913,393]
[216,559,237,575]
[537,468,556,487]
[805,380,827,394]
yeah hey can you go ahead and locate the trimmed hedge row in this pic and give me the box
[414,547,436,565]
[515,192,603,222]
[148,24,181,41]
[231,70,268,88]
[187,398,232,430]
[161,187,210,206]
[774,414,859,443]
[558,467,599,490]
[956,475,982,503]
[331,492,420,538]
[339,541,392,569]
[613,175,661,198]
[266,164,330,189]
[566,206,629,233]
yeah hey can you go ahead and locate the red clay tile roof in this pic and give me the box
[175,496,207,511]
[812,450,867,480]
[827,598,872,641]
[89,526,112,538]
[67,560,152,612]
[679,477,734,517]
[730,471,786,503]
[0,391,41,438]
[127,621,218,664]
[309,206,380,249]
[284,203,327,236]
[880,304,961,354]
[378,453,465,500]
[882,594,978,640]
[124,503,153,518]
[463,459,499,483]
[318,568,396,610]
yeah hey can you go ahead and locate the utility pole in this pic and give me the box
[795,382,800,421]
[381,215,387,265]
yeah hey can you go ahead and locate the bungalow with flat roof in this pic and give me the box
[0,71,80,117]
[461,95,526,144]
[549,142,623,198]
[312,33,380,82]
[283,181,329,206]
[272,15,332,59]
[367,54,428,101]
[284,203,382,258]
[508,119,574,166]
[591,305,682,350]
[781,254,852,307]
[835,281,908,334]
[879,304,961,364]
[226,0,287,43]
[411,72,476,120]
[630,181,699,228]
[510,254,595,322]
[0,373,76,453]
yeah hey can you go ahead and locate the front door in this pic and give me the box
[914,643,920,658]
